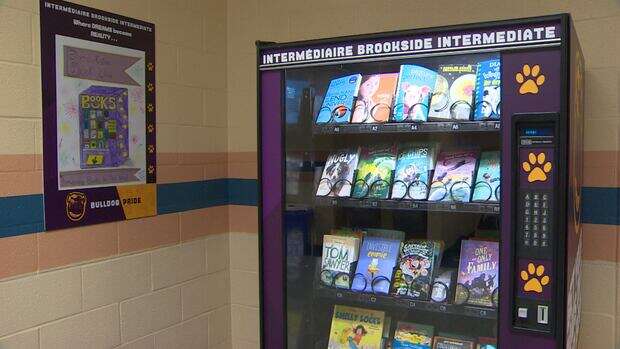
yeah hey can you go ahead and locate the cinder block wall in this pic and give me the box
[0,0,232,348]
[225,1,620,348]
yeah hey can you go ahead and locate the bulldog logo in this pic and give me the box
[66,192,87,222]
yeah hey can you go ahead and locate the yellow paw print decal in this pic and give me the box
[516,64,545,95]
[521,263,550,293]
[522,152,552,183]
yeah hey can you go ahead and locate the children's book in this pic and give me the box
[391,143,438,200]
[316,148,361,197]
[351,144,397,199]
[351,237,401,294]
[473,59,501,120]
[430,268,456,303]
[393,322,434,349]
[392,240,439,300]
[456,240,499,307]
[472,151,500,202]
[328,305,385,349]
[316,74,362,124]
[393,65,438,122]
[428,64,477,121]
[476,337,497,349]
[432,336,475,349]
[321,235,361,288]
[428,149,479,202]
[352,73,399,123]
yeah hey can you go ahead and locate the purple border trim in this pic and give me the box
[40,0,156,230]
[260,70,284,349]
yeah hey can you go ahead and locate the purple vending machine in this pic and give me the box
[257,14,584,349]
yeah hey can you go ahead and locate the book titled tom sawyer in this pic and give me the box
[428,64,477,121]
[393,65,438,122]
[428,149,479,202]
[351,236,401,294]
[352,73,399,123]
[316,147,360,197]
[456,240,499,307]
[321,235,360,289]
[316,74,362,124]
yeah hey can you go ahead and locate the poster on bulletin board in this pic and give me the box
[40,0,156,230]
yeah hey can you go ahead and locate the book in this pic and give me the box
[351,144,397,199]
[428,64,477,121]
[316,148,361,197]
[351,73,399,123]
[433,336,475,349]
[321,235,361,288]
[391,143,438,200]
[392,240,439,300]
[393,65,438,122]
[328,305,385,349]
[393,322,434,349]
[430,268,456,303]
[473,59,501,120]
[476,337,497,349]
[428,149,480,202]
[472,151,500,202]
[316,74,362,124]
[351,236,401,294]
[456,240,499,307]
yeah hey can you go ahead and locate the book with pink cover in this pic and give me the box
[428,149,479,202]
[352,73,399,123]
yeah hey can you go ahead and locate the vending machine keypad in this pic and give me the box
[512,115,558,335]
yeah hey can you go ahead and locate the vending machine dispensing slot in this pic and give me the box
[511,113,559,335]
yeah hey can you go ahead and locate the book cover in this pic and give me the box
[476,337,497,349]
[328,305,385,349]
[316,147,361,197]
[351,236,401,294]
[352,144,397,199]
[428,149,479,202]
[473,59,501,120]
[393,322,434,349]
[321,235,361,288]
[456,240,499,307]
[428,64,477,121]
[472,151,500,202]
[316,74,362,124]
[352,73,399,123]
[432,336,475,349]
[393,65,438,122]
[391,143,438,200]
[392,240,438,300]
[431,268,455,303]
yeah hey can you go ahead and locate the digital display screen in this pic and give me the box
[521,126,554,137]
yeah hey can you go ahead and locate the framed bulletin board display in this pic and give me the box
[40,0,156,230]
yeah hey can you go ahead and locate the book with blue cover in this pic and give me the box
[351,236,401,294]
[393,65,438,122]
[472,151,500,202]
[473,59,501,120]
[316,74,362,124]
[456,240,499,307]
[391,143,438,200]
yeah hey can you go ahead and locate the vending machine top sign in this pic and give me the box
[257,14,583,349]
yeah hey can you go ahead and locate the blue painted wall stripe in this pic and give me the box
[581,187,620,225]
[0,183,617,238]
